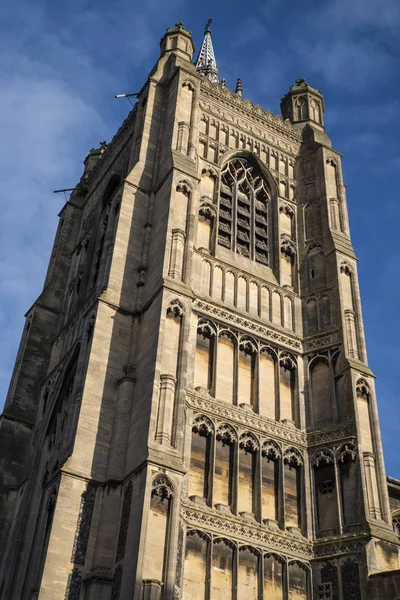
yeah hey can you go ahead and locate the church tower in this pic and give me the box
[1,21,400,600]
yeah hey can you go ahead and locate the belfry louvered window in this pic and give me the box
[218,157,269,265]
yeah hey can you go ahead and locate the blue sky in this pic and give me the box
[1,0,399,474]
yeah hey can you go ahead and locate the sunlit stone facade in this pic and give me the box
[1,21,400,600]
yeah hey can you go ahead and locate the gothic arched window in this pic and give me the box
[218,157,269,265]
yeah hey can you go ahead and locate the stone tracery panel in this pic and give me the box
[181,525,312,599]
[116,481,133,562]
[218,157,270,265]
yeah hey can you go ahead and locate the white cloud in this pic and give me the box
[315,0,400,32]
[290,37,394,91]
[0,3,109,405]
[0,0,190,408]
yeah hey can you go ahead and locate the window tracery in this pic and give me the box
[151,475,174,500]
[218,157,270,265]
[182,530,311,600]
[194,316,300,423]
[284,447,303,468]
[216,423,237,445]
[392,514,400,536]
[239,432,259,453]
[355,378,370,399]
[262,440,281,461]
[166,299,185,319]
[192,415,214,436]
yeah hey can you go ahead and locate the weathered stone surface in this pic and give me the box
[0,20,399,600]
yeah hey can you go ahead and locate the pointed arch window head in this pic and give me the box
[218,157,270,265]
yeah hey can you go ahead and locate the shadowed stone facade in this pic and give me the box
[1,21,400,600]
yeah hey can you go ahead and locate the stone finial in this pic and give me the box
[235,77,243,97]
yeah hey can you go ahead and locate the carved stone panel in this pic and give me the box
[341,559,361,600]
[321,561,339,600]
[116,481,133,563]
[111,564,123,600]
[65,568,82,600]
[71,484,97,566]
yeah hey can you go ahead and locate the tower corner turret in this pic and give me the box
[281,78,325,130]
[159,22,195,62]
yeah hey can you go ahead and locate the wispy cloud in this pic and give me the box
[291,38,394,91]
[0,0,189,406]
[1,0,400,478]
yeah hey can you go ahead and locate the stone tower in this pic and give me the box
[1,21,400,600]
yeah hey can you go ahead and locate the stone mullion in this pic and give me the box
[279,456,286,531]
[296,358,306,430]
[232,183,238,254]
[188,85,199,160]
[302,455,312,539]
[209,430,216,509]
[173,310,191,451]
[205,535,212,600]
[284,558,289,600]
[309,462,318,539]
[269,283,273,322]
[280,293,285,328]
[306,566,312,600]
[255,448,261,522]
[251,188,256,261]
[336,557,345,600]
[182,186,196,284]
[233,441,239,516]
[210,333,218,398]
[276,356,281,422]
[221,264,226,303]
[234,271,238,308]
[334,456,344,535]
[102,203,119,292]
[233,544,238,600]
[233,337,239,407]
[329,354,338,424]
[255,350,261,415]
[209,261,214,297]
[97,206,114,293]
[163,488,181,600]
[316,296,322,331]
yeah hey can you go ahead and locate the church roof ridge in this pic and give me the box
[199,77,302,141]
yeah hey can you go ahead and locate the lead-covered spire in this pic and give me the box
[195,18,219,83]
